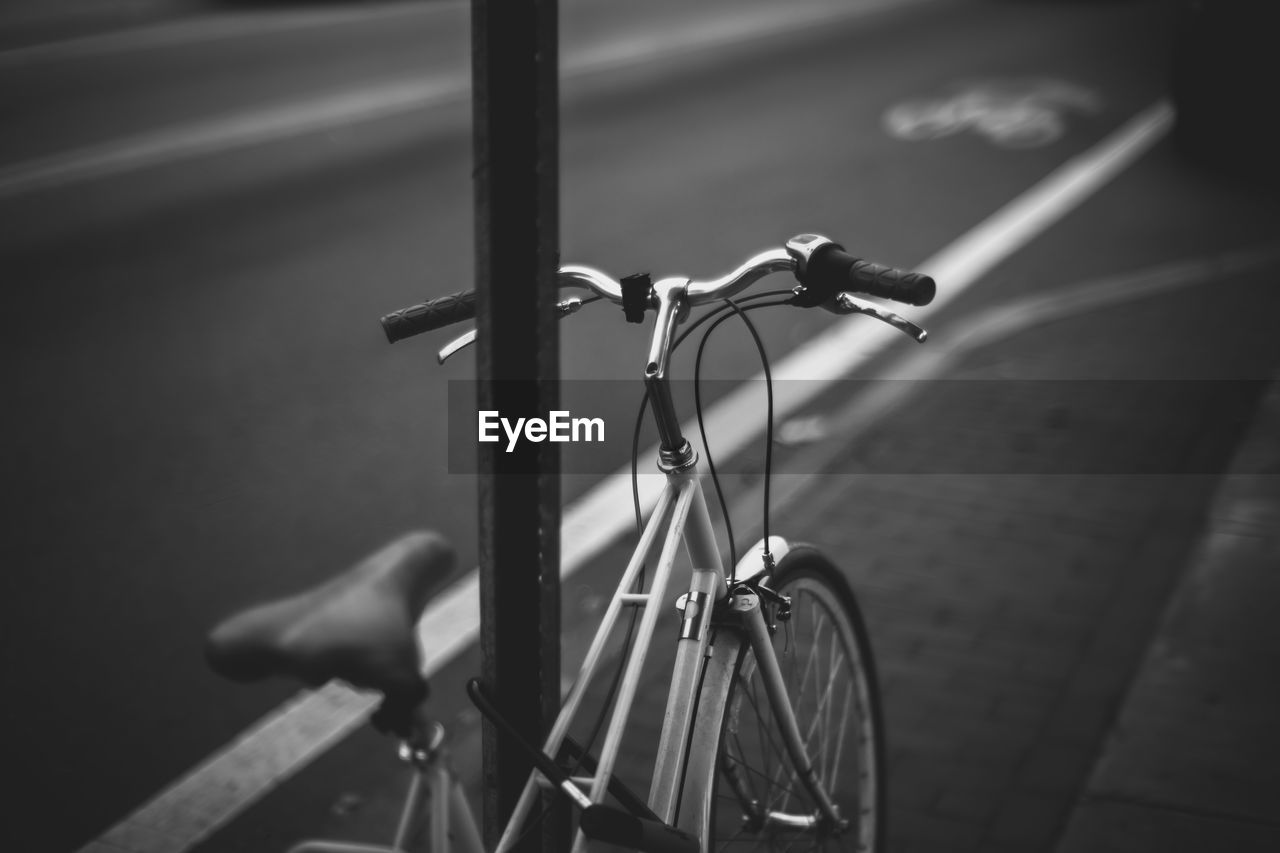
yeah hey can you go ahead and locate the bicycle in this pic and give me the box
[205,233,935,853]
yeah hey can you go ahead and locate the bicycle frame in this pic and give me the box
[494,278,840,852]
[494,466,793,852]
[365,259,874,852]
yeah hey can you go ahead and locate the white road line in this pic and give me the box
[0,2,461,66]
[822,242,1280,458]
[898,241,1280,380]
[0,76,470,199]
[718,239,1280,556]
[0,0,932,199]
[76,100,1175,853]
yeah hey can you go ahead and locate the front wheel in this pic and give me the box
[699,546,886,852]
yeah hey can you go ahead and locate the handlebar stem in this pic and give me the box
[554,244,817,467]
[645,277,693,455]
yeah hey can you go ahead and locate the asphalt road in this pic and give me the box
[5,1,1276,850]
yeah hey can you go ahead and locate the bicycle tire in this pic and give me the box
[693,545,886,852]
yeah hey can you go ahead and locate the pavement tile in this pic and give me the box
[892,813,984,850]
[1057,797,1280,853]
[987,789,1067,846]
[1015,743,1098,797]
[932,783,1004,823]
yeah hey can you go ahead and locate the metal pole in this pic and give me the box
[471,1,562,851]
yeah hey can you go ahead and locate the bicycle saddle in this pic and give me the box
[205,531,456,704]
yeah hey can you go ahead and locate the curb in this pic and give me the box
[1055,378,1280,852]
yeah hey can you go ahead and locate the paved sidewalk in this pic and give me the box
[1054,380,1280,852]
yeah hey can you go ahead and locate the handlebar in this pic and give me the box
[380,233,934,343]
[791,240,935,307]
[381,290,476,343]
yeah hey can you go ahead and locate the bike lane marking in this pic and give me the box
[0,0,932,199]
[882,77,1103,149]
[75,100,1172,853]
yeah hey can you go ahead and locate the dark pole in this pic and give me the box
[471,1,562,852]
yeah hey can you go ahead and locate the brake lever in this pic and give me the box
[436,296,590,364]
[825,292,928,343]
[437,329,476,364]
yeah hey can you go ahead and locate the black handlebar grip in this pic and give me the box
[803,245,936,307]
[579,805,699,853]
[380,290,477,343]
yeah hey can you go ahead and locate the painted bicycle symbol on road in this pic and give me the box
[883,78,1101,148]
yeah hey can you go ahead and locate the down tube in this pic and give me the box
[647,473,728,824]
[495,482,678,853]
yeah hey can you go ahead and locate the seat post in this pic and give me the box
[369,678,431,741]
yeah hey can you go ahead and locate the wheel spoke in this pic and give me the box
[800,629,845,778]
[829,681,853,794]
[730,755,809,803]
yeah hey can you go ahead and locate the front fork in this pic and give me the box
[712,583,847,835]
